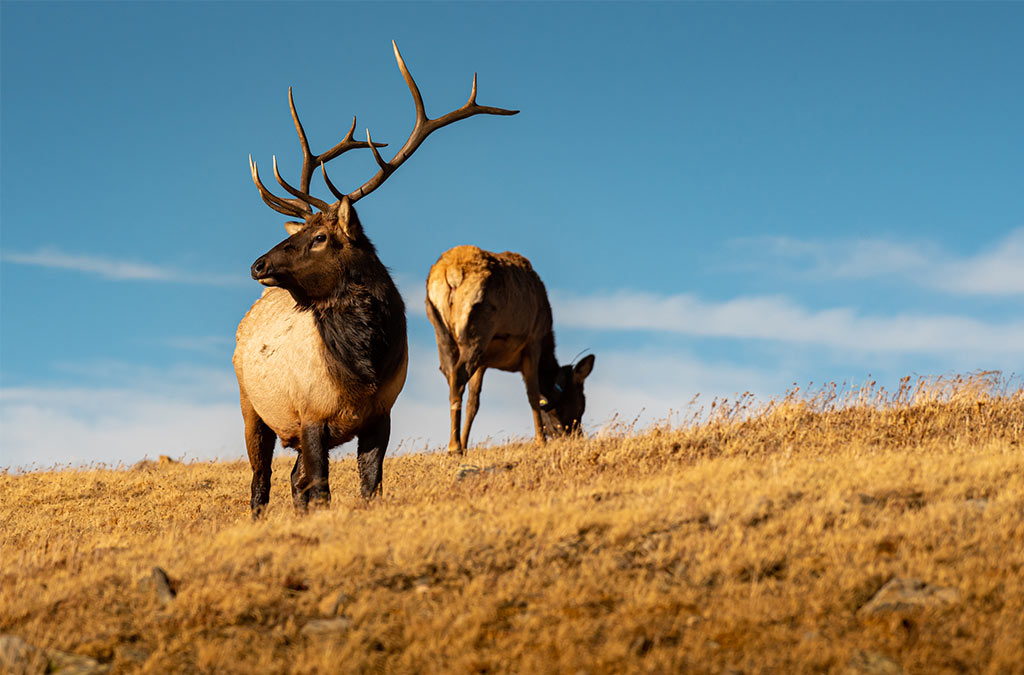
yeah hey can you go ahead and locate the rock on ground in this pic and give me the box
[0,634,109,675]
[844,649,903,675]
[301,617,353,637]
[859,577,959,616]
[0,634,48,675]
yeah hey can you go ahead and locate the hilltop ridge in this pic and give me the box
[2,374,1022,673]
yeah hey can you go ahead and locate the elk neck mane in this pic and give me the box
[301,245,406,390]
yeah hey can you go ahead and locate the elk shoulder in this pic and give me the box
[234,287,407,445]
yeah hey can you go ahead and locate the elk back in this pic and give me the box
[426,246,552,353]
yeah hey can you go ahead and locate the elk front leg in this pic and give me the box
[357,414,390,499]
[242,394,275,517]
[290,454,309,510]
[297,421,330,510]
[461,367,486,451]
[520,348,547,445]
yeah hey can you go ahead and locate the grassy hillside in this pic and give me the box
[2,374,1022,674]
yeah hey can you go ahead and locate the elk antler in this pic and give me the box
[250,155,310,219]
[337,41,519,204]
[253,41,518,214]
[249,89,388,218]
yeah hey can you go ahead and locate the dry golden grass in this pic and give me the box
[2,373,1022,674]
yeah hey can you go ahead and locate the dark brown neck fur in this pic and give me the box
[538,330,560,394]
[306,249,406,390]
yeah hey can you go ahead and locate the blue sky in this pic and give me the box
[2,2,1022,470]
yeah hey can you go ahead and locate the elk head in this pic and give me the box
[250,199,379,307]
[539,354,596,436]
[248,40,518,308]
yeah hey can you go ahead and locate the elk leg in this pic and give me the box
[299,422,330,509]
[461,367,486,450]
[447,363,472,454]
[427,300,468,454]
[520,348,547,445]
[241,394,276,517]
[357,414,390,499]
[290,454,309,509]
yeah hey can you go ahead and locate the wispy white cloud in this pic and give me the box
[0,343,795,471]
[0,363,242,470]
[0,350,529,470]
[49,361,239,398]
[936,228,1024,296]
[392,343,787,450]
[581,348,782,433]
[388,342,538,452]
[394,272,427,316]
[0,385,242,471]
[552,290,1024,355]
[2,248,245,286]
[744,227,1024,296]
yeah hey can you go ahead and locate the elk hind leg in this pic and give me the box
[461,367,486,451]
[446,363,473,454]
[241,393,275,517]
[357,414,390,499]
[447,302,495,453]
[427,300,469,454]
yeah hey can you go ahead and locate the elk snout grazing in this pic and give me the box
[234,43,518,515]
[538,358,596,435]
[426,245,595,454]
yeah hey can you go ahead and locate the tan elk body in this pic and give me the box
[235,42,517,514]
[426,245,595,453]
[427,247,549,371]
[234,286,408,446]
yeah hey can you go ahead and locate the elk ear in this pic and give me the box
[573,354,595,383]
[336,196,363,240]
[284,221,305,236]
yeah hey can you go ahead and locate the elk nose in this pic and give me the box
[251,256,268,279]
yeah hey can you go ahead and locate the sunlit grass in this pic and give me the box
[2,373,1021,673]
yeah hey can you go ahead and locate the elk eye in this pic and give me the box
[313,234,328,244]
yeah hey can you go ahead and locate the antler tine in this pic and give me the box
[320,126,392,203]
[321,162,346,202]
[365,128,393,176]
[250,155,311,219]
[346,40,519,203]
[392,40,428,126]
[319,115,389,166]
[287,87,315,194]
[290,90,389,196]
[273,155,332,213]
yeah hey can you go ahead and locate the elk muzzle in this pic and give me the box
[251,255,280,287]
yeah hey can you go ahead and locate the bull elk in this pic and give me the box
[234,42,518,514]
[426,245,596,454]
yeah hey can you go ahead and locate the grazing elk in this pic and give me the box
[234,42,518,514]
[426,245,596,454]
